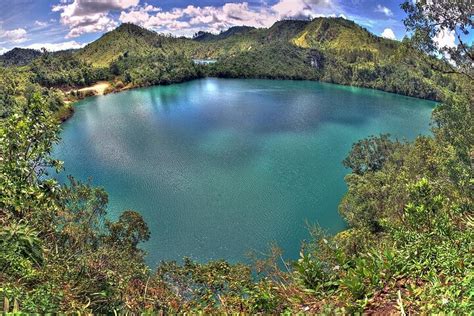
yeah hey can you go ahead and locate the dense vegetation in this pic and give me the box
[205,18,461,100]
[1,16,460,102]
[1,2,473,313]
[0,68,70,120]
[0,48,42,67]
[29,51,109,88]
[110,52,202,87]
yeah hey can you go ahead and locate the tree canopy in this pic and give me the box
[0,9,473,314]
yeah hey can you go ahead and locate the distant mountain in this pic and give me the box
[0,48,42,67]
[265,20,310,41]
[63,19,463,99]
[76,23,164,67]
[194,26,257,42]
[193,31,215,41]
[0,18,458,100]
[76,18,396,64]
[218,26,256,39]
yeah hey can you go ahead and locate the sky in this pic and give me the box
[0,0,463,54]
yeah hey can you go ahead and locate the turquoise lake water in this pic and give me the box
[53,78,436,266]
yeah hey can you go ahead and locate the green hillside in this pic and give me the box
[0,48,42,67]
[0,18,459,101]
[292,18,383,50]
[1,7,472,313]
[194,26,256,42]
[0,18,463,103]
[76,23,162,67]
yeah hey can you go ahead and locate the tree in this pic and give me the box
[106,210,150,249]
[0,222,44,265]
[342,134,402,175]
[58,177,109,250]
[0,92,62,228]
[402,0,473,201]
[401,0,474,78]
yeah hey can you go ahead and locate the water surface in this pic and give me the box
[54,78,435,265]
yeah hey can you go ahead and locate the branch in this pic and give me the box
[455,32,474,62]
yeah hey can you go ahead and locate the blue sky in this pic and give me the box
[0,0,459,53]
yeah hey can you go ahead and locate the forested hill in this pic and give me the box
[1,4,473,313]
[76,23,164,67]
[0,48,42,67]
[193,26,256,42]
[0,18,461,100]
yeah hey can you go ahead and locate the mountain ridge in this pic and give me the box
[0,47,43,67]
[0,18,459,101]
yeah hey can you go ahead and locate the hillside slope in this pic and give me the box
[1,18,459,100]
[76,23,163,67]
[198,18,456,100]
[0,48,42,67]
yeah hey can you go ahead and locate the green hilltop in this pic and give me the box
[71,19,458,100]
[0,18,461,101]
[76,23,164,67]
[0,48,42,67]
[0,10,472,314]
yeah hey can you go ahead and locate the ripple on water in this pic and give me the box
[54,78,436,264]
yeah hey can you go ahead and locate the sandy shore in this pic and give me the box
[76,81,111,96]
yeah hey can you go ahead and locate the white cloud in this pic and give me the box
[0,27,27,44]
[119,7,152,25]
[50,0,370,39]
[381,28,396,40]
[53,0,139,38]
[35,21,48,27]
[433,28,456,49]
[24,40,87,51]
[120,2,276,36]
[54,0,139,16]
[272,0,312,19]
[272,0,341,19]
[0,47,8,55]
[375,4,393,17]
[119,0,343,36]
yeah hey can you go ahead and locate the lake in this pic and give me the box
[53,78,435,266]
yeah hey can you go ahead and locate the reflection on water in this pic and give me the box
[55,78,435,265]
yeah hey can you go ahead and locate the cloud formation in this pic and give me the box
[25,40,86,51]
[274,0,341,19]
[53,0,139,38]
[119,3,274,35]
[48,0,401,41]
[375,4,393,17]
[0,27,28,44]
[119,0,343,36]
[433,28,456,49]
[35,21,49,27]
[381,28,396,40]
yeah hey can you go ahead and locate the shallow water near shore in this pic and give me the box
[53,78,436,266]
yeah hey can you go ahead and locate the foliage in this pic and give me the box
[105,210,150,249]
[0,92,62,229]
[401,0,473,79]
[110,52,202,87]
[0,48,42,67]
[0,17,460,102]
[343,134,402,175]
[0,9,472,314]
[208,42,319,80]
[30,51,109,88]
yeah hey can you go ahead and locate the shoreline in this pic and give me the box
[60,80,132,122]
[59,75,440,123]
